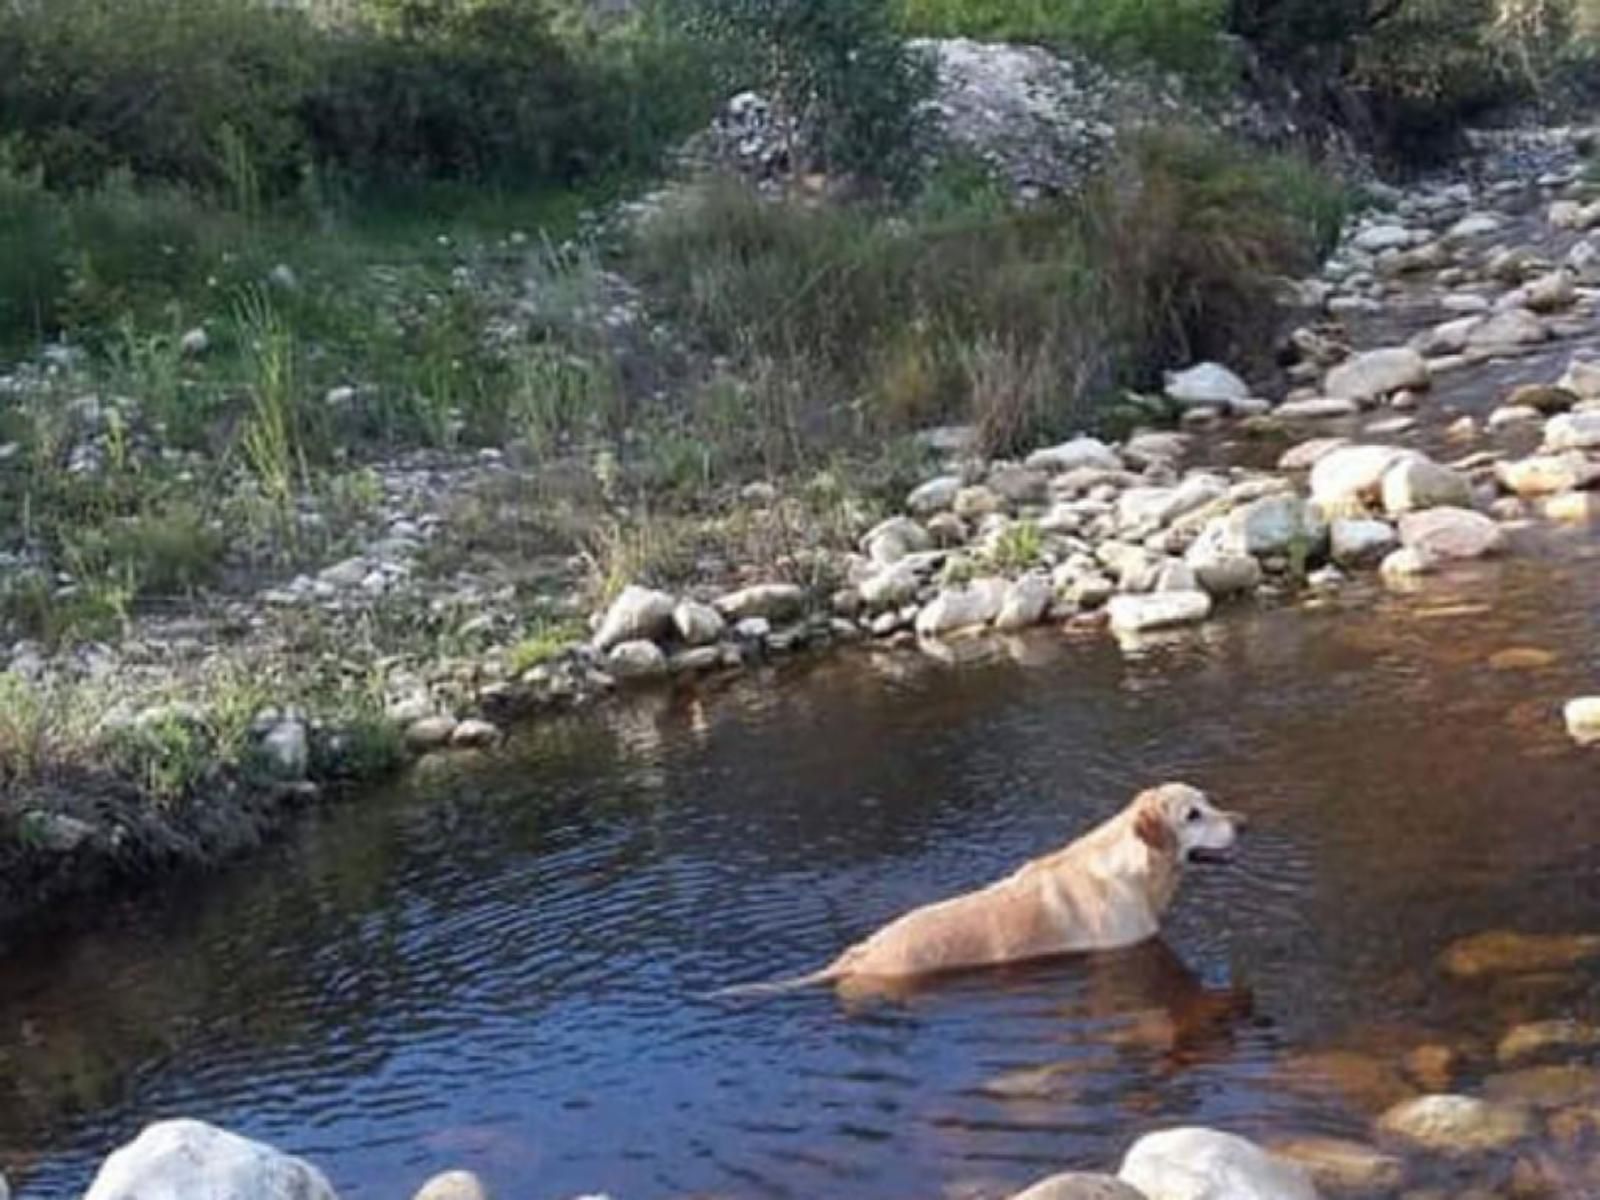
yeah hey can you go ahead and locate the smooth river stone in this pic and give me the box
[1439,930,1600,978]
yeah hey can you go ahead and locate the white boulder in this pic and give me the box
[1119,1127,1319,1200]
[84,1120,338,1200]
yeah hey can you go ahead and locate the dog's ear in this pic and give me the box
[1135,807,1176,856]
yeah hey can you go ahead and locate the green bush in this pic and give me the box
[898,0,1234,83]
[680,0,936,190]
[0,0,711,202]
[628,128,1342,455]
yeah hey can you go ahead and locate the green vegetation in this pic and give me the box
[630,127,1346,458]
[898,0,1235,83]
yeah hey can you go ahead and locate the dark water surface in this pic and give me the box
[4,532,1600,1198]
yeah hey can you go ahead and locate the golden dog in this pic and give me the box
[716,783,1244,997]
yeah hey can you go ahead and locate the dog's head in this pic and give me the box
[1132,783,1245,866]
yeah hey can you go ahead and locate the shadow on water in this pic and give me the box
[1,533,1599,1197]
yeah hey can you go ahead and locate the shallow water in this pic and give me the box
[3,532,1600,1198]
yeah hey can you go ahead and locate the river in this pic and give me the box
[3,529,1600,1196]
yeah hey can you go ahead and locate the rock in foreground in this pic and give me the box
[84,1119,338,1200]
[1120,1127,1319,1200]
[1376,1094,1531,1153]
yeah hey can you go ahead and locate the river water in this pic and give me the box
[3,533,1600,1197]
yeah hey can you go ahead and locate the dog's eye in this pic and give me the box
[1185,808,1201,823]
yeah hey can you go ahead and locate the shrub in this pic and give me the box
[898,0,1234,83]
[628,128,1342,454]
[679,0,936,191]
[0,0,712,203]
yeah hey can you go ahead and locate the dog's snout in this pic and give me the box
[1225,810,1249,831]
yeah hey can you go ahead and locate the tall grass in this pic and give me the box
[628,128,1346,456]
[236,290,309,512]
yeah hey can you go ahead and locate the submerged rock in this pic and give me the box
[1498,1019,1600,1064]
[1267,1136,1404,1194]
[1439,929,1600,978]
[1376,1094,1531,1154]
[84,1119,338,1200]
[1120,1127,1318,1200]
[1485,1064,1600,1109]
[1106,591,1212,634]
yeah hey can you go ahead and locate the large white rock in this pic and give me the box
[1545,411,1600,452]
[1495,453,1600,498]
[994,574,1055,631]
[1324,348,1429,402]
[863,516,933,564]
[915,577,1007,637]
[1009,1174,1145,1200]
[413,1171,489,1200]
[715,582,806,621]
[859,562,920,612]
[1376,1095,1531,1153]
[1397,508,1505,560]
[1381,457,1472,515]
[1165,362,1251,410]
[1330,518,1399,567]
[673,600,726,646]
[1186,548,1262,596]
[1510,268,1577,313]
[1466,306,1547,351]
[607,639,669,680]
[1107,591,1212,634]
[1119,1127,1319,1200]
[907,475,963,515]
[1565,697,1600,745]
[1568,237,1600,284]
[594,585,676,651]
[1025,436,1121,474]
[1352,223,1415,253]
[1218,494,1327,558]
[84,1120,338,1200]
[1562,354,1600,401]
[1310,445,1418,516]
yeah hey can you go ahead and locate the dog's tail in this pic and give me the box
[703,966,838,1001]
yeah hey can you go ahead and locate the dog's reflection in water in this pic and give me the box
[900,940,1259,1101]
